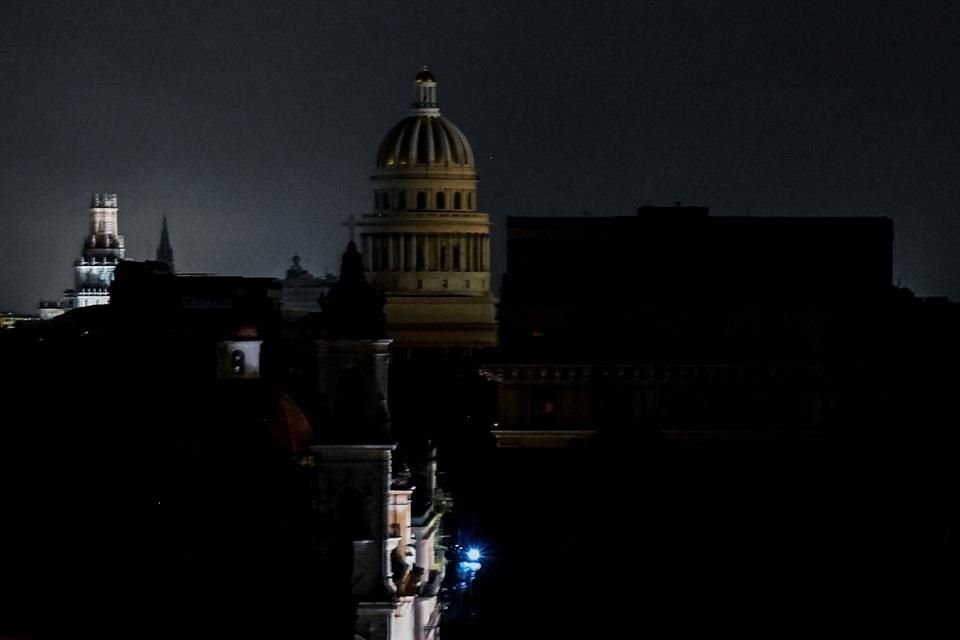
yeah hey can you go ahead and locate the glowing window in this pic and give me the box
[231,350,245,375]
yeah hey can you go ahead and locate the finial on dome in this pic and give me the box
[415,66,436,84]
[412,66,439,114]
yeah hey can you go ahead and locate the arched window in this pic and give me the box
[398,191,407,210]
[467,192,473,209]
[454,192,462,209]
[231,350,245,375]
[436,192,445,210]
[416,191,426,210]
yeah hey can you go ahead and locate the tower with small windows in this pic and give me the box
[64,193,126,309]
[359,68,496,347]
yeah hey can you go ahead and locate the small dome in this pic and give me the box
[415,67,436,84]
[376,115,475,171]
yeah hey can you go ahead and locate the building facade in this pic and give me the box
[358,68,496,348]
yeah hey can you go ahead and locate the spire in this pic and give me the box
[343,214,358,243]
[322,241,385,340]
[411,66,439,115]
[339,241,366,286]
[155,215,175,272]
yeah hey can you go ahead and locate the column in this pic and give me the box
[399,234,406,272]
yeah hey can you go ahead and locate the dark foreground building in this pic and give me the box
[0,251,445,640]
[443,207,959,637]
[487,206,944,443]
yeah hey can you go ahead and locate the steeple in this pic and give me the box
[322,241,386,340]
[85,193,123,252]
[64,193,125,309]
[155,215,175,272]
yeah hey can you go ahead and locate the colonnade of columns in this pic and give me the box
[364,233,490,273]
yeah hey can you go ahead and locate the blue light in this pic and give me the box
[466,548,481,562]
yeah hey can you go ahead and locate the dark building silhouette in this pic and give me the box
[0,246,446,640]
[485,207,935,444]
[454,207,960,637]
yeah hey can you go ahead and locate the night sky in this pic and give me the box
[2,0,959,313]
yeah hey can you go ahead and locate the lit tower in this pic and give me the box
[155,215,175,272]
[64,193,126,308]
[359,68,496,347]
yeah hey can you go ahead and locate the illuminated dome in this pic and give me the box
[359,68,495,345]
[376,116,475,172]
[375,68,476,175]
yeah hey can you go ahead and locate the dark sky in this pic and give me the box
[2,0,959,312]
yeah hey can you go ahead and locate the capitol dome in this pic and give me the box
[358,68,495,341]
[376,115,475,172]
[374,67,476,177]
